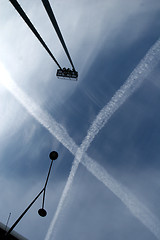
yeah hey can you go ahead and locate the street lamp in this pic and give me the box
[38,151,58,217]
[6,151,58,237]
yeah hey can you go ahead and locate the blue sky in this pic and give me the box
[1,0,160,239]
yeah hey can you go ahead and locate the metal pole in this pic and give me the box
[5,151,58,236]
[6,188,44,236]
[42,159,54,208]
[41,0,76,70]
[9,0,62,69]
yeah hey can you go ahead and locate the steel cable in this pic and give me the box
[9,0,62,69]
[41,0,76,70]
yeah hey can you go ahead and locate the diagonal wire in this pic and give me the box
[9,0,62,69]
[41,0,76,70]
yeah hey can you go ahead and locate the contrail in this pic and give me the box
[1,35,160,240]
[82,155,160,239]
[0,64,77,154]
[45,38,160,240]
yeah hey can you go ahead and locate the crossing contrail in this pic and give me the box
[45,38,160,240]
[1,36,160,240]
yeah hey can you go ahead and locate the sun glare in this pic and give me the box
[0,62,14,90]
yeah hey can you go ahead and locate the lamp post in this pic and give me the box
[6,151,58,237]
[38,151,58,217]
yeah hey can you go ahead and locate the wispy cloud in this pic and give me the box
[82,155,160,239]
[1,34,160,240]
[43,37,160,239]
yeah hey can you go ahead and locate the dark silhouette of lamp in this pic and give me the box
[38,151,58,217]
[6,151,58,237]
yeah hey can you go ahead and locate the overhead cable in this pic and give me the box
[9,0,62,69]
[41,0,76,71]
